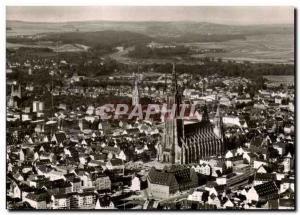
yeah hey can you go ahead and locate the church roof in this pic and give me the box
[184,121,213,137]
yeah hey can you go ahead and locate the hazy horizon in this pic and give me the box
[6,6,294,25]
[6,19,295,26]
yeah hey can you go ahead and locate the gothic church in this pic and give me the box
[157,64,225,164]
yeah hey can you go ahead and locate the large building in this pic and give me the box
[157,64,225,164]
[147,165,198,199]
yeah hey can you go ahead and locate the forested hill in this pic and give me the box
[44,31,152,47]
[8,30,153,48]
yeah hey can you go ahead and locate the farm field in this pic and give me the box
[110,33,294,65]
[186,34,294,64]
[263,75,294,83]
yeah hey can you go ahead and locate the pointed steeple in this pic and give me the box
[214,104,223,139]
[18,84,21,98]
[134,78,138,91]
[165,73,167,90]
[171,63,182,117]
[171,63,177,92]
[11,84,14,97]
[132,73,140,106]
[215,104,221,118]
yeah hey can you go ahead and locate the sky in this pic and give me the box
[6,6,294,25]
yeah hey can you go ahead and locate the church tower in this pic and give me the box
[132,74,140,106]
[8,84,21,108]
[16,84,21,98]
[158,63,184,164]
[158,64,224,165]
[213,105,223,139]
[11,84,21,99]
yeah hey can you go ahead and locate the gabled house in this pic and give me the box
[246,181,279,203]
[95,195,115,209]
[51,132,67,144]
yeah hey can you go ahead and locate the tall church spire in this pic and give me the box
[171,63,182,117]
[215,104,221,118]
[172,63,177,92]
[214,104,223,139]
[11,84,14,97]
[18,84,21,99]
[132,74,139,106]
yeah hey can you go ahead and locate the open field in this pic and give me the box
[108,33,294,65]
[186,34,294,64]
[263,75,294,83]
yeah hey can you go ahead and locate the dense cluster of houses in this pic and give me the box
[6,55,294,210]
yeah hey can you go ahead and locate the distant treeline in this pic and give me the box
[16,47,53,53]
[7,37,34,44]
[140,60,294,78]
[8,30,152,49]
[158,33,246,43]
[128,45,228,59]
[128,45,190,58]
